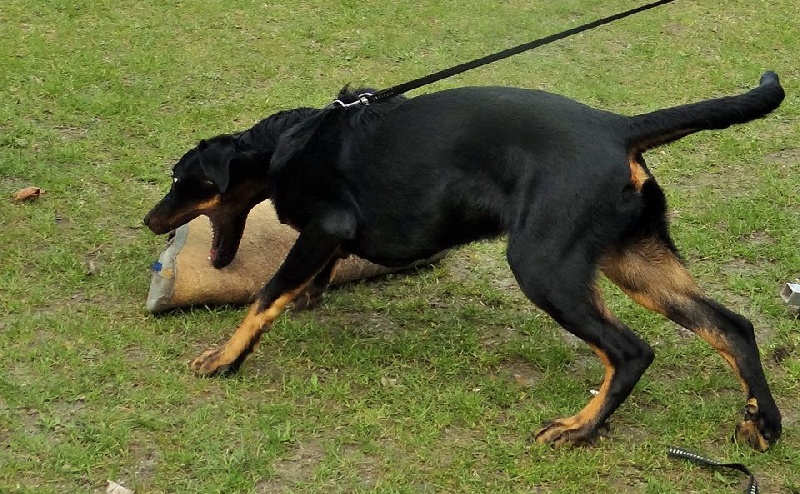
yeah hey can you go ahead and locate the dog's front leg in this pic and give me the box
[190,211,356,376]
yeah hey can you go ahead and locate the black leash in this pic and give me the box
[668,446,759,494]
[333,0,678,107]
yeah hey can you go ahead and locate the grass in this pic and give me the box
[1,0,799,492]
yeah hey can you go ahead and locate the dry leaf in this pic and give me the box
[12,187,43,202]
[380,376,398,387]
[106,481,134,494]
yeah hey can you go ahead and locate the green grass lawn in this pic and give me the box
[2,0,799,492]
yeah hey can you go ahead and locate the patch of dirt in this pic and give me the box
[116,224,149,246]
[122,434,161,488]
[599,463,650,492]
[1,174,27,190]
[7,360,39,388]
[719,257,767,277]
[479,325,521,349]
[662,169,722,193]
[661,22,689,36]
[27,291,114,321]
[337,443,383,489]
[52,396,86,418]
[779,405,798,429]
[134,450,159,483]
[357,312,405,339]
[20,407,45,435]
[764,147,800,165]
[54,124,90,141]
[770,343,796,365]
[495,357,543,388]
[446,243,521,295]
[255,439,325,493]
[122,344,151,367]
[16,400,82,448]
[600,39,632,55]
[741,230,776,245]
[433,425,494,470]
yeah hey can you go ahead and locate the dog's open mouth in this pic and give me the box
[207,212,248,269]
[208,220,222,265]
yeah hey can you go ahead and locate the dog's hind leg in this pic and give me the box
[291,257,341,311]
[601,235,781,451]
[506,233,655,447]
[190,210,356,376]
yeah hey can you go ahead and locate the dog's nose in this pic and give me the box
[143,211,159,230]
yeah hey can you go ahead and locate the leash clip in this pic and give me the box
[331,92,373,109]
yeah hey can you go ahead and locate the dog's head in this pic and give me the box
[143,135,271,268]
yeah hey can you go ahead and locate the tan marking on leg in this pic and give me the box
[735,398,769,452]
[191,285,306,375]
[572,345,615,425]
[603,243,749,392]
[215,289,302,363]
[536,288,619,445]
[695,328,749,394]
[602,237,775,450]
[628,154,650,191]
[601,239,702,316]
[535,344,616,446]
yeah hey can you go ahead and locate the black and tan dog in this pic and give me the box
[144,73,784,450]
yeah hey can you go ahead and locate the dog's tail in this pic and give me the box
[625,71,784,154]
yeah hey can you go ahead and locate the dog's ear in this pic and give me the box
[200,157,231,193]
[202,150,270,193]
[198,139,237,193]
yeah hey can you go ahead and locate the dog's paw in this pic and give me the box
[534,418,599,448]
[733,398,771,452]
[190,346,238,377]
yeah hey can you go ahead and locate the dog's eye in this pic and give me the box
[172,177,179,184]
[201,180,215,187]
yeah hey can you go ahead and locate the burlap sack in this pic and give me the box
[146,201,444,312]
